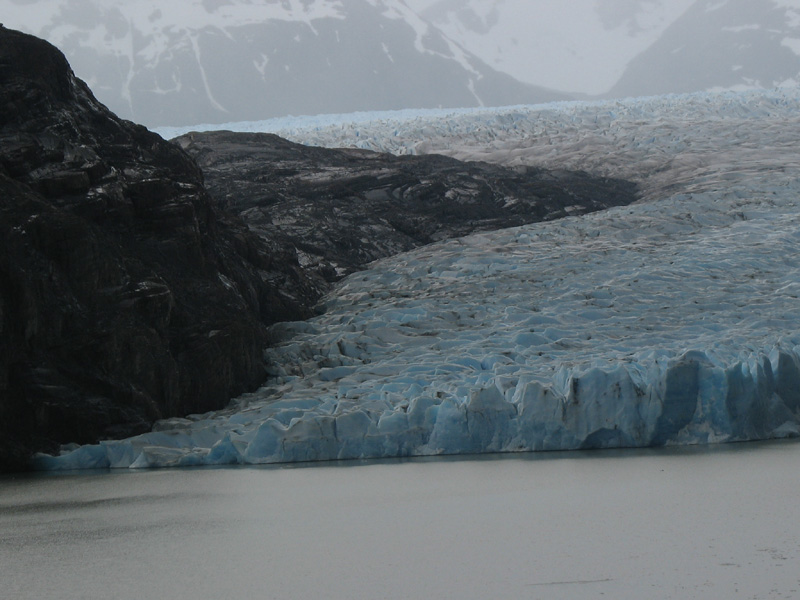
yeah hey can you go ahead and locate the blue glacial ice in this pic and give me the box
[36,89,800,469]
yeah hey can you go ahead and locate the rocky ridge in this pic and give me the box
[175,131,639,283]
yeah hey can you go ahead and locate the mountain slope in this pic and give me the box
[2,0,567,127]
[608,0,800,97]
[418,0,696,95]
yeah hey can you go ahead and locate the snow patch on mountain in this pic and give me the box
[607,0,800,98]
[782,36,800,56]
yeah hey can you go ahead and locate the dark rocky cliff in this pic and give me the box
[0,27,316,470]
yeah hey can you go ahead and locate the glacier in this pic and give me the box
[36,88,800,469]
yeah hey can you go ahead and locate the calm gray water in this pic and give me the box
[2,442,800,600]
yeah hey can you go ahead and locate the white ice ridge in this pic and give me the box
[35,89,800,469]
[157,88,800,201]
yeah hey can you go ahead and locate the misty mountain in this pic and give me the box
[2,0,566,128]
[419,0,800,98]
[607,0,800,98]
[417,0,696,95]
[413,0,800,97]
[5,0,800,124]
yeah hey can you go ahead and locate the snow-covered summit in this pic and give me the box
[35,88,800,469]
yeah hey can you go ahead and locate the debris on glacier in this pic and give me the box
[35,89,800,469]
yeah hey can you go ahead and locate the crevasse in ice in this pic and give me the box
[36,89,800,469]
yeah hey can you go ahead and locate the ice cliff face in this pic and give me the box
[35,88,800,469]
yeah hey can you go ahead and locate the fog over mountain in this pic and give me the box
[415,0,800,97]
[0,0,565,127]
[608,0,800,97]
[4,0,800,129]
[411,0,697,95]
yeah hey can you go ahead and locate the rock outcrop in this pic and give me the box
[0,27,316,470]
[175,131,639,282]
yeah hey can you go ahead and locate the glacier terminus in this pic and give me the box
[35,88,800,469]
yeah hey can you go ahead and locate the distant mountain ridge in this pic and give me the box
[607,0,800,97]
[1,0,566,128]
[4,0,800,127]
[417,0,697,95]
[420,0,800,97]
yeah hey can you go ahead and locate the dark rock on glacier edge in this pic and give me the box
[175,130,640,283]
[0,28,317,471]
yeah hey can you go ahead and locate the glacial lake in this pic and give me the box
[2,441,800,600]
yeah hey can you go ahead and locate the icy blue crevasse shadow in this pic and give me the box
[31,346,800,470]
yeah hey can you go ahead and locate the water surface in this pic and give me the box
[3,442,800,599]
